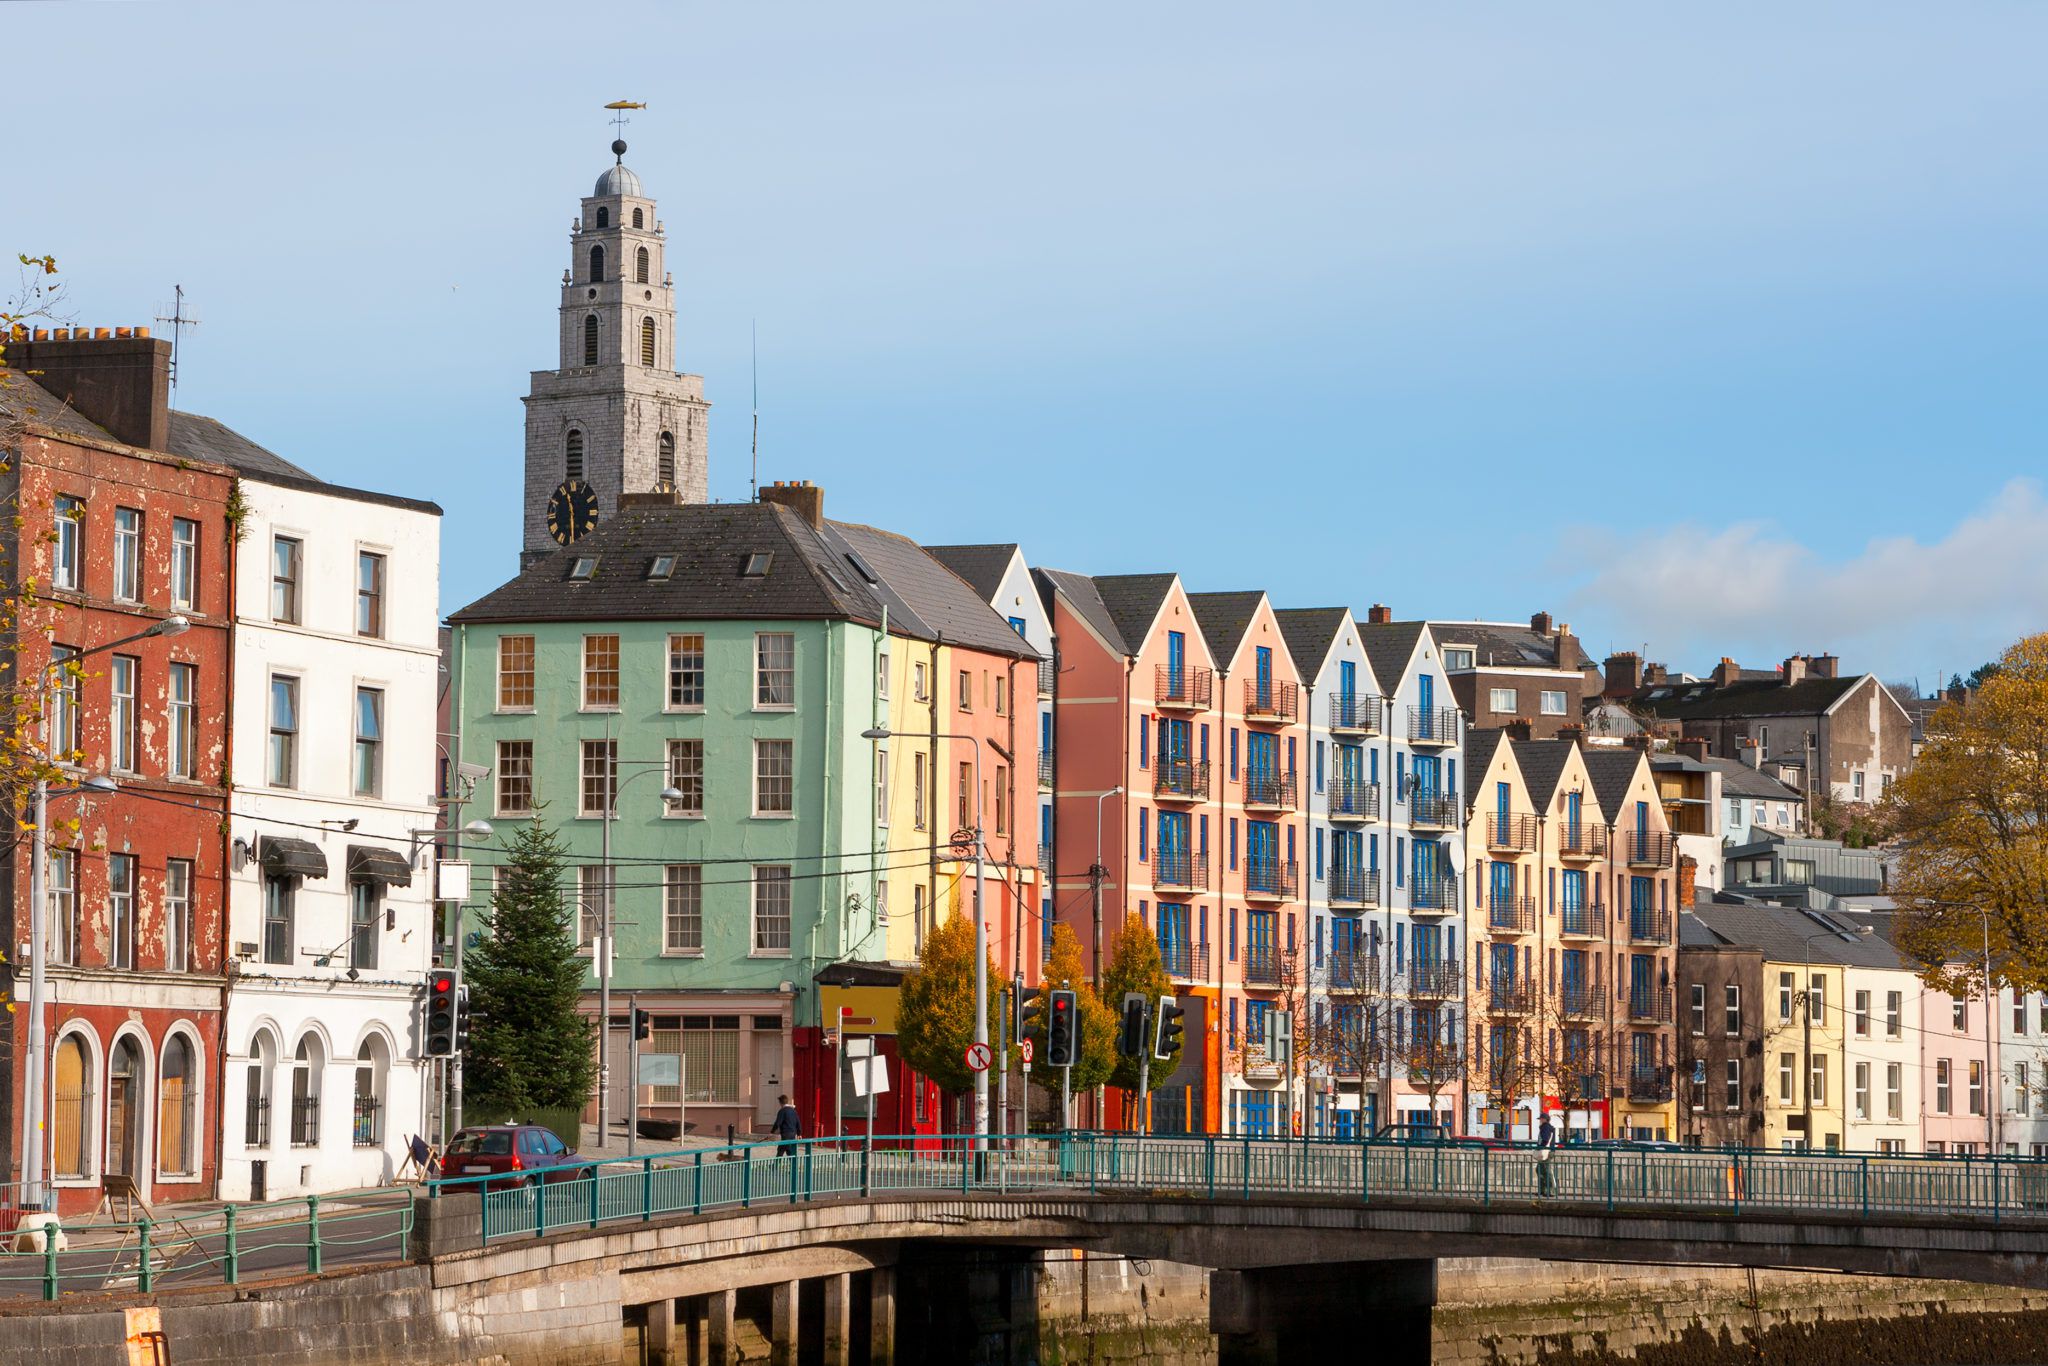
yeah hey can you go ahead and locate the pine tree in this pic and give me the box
[1101,915,1180,1092]
[1032,923,1117,1093]
[463,819,594,1113]
[896,910,1010,1095]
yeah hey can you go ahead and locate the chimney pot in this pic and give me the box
[9,328,173,449]
[1530,611,1553,635]
[1367,603,1392,625]
[93,328,110,340]
[758,479,825,529]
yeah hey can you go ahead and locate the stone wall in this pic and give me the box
[1035,1251,1215,1366]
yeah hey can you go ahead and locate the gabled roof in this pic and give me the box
[1356,621,1428,697]
[1092,574,1178,654]
[1463,729,1511,802]
[1690,903,1904,970]
[1680,913,1739,949]
[1425,620,1597,671]
[826,522,1038,660]
[923,543,1018,604]
[1581,748,1649,822]
[449,501,889,626]
[1632,675,1860,720]
[1186,591,1267,667]
[1701,756,1805,803]
[1033,568,1129,657]
[1274,607,1350,680]
[1511,738,1580,811]
[167,410,317,481]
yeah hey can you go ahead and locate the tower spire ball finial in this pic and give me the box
[612,138,628,162]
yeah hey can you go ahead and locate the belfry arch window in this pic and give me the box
[658,432,676,486]
[636,247,649,284]
[641,318,657,368]
[589,245,605,282]
[596,207,609,229]
[583,315,599,366]
[565,430,585,481]
[632,207,644,229]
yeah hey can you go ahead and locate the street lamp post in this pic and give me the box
[21,612,187,1211]
[410,818,494,1138]
[596,760,684,1150]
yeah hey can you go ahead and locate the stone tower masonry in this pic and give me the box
[522,139,710,559]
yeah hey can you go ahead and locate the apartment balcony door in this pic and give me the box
[1411,753,1441,802]
[1489,860,1515,910]
[1255,646,1274,710]
[1167,630,1185,695]
[1565,791,1583,846]
[1247,732,1277,785]
[1162,718,1191,767]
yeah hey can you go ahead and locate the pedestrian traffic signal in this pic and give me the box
[425,970,458,1056]
[1153,995,1184,1062]
[1047,989,1078,1067]
[454,984,472,1052]
[633,1007,651,1041]
[1118,992,1148,1059]
[1016,986,1045,1043]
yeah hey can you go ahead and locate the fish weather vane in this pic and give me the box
[605,100,645,141]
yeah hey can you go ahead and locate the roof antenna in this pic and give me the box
[750,318,759,503]
[153,285,199,394]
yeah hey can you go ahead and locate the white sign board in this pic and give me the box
[847,1037,874,1060]
[851,1056,891,1098]
[435,859,471,903]
[638,1053,680,1086]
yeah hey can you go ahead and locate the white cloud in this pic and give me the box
[1561,480,2048,680]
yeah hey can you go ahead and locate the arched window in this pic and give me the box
[53,1034,90,1178]
[160,1035,196,1175]
[589,244,605,282]
[290,1035,324,1148]
[107,1036,143,1181]
[632,207,644,229]
[565,430,585,481]
[640,318,656,367]
[635,247,649,283]
[583,315,599,366]
[596,206,609,229]
[245,1029,277,1149]
[658,431,676,487]
[353,1036,389,1149]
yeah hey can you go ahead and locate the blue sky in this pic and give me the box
[9,2,2046,685]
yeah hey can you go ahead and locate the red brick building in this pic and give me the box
[1,331,236,1213]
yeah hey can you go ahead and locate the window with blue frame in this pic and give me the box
[1314,827,1324,880]
[1370,748,1379,784]
[1138,807,1149,861]
[1138,715,1149,769]
[1229,818,1239,870]
[1138,900,1148,928]
[1200,724,1210,761]
[1230,729,1240,779]
[1199,815,1209,857]
[1228,906,1239,961]
[1228,995,1238,1044]
[1395,837,1406,886]
[1246,999,1272,1048]
[1167,630,1185,693]
[1315,740,1325,792]
[1255,646,1273,708]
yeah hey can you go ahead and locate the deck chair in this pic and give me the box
[397,1134,438,1182]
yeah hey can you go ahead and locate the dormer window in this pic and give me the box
[1445,648,1475,671]
[741,552,773,578]
[567,557,598,581]
[596,207,609,228]
[647,555,676,580]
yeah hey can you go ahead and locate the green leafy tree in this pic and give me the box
[896,910,1011,1094]
[1029,923,1116,1092]
[462,820,594,1113]
[1101,915,1180,1092]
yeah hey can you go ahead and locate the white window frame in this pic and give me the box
[580,739,617,819]
[663,864,703,955]
[110,655,138,773]
[753,739,795,818]
[496,634,536,712]
[665,738,705,818]
[751,865,793,956]
[495,740,535,816]
[666,633,706,711]
[754,632,796,710]
[581,634,621,711]
[112,507,143,603]
[268,674,300,788]
[170,516,199,612]
[53,496,83,592]
[1538,690,1567,716]
[1487,687,1516,713]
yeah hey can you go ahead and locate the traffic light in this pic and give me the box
[454,984,472,1053]
[633,1007,651,1041]
[1153,995,1184,1062]
[1015,986,1045,1043]
[425,970,458,1056]
[1047,989,1078,1067]
[1118,991,1148,1059]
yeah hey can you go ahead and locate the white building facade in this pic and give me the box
[1841,965,1922,1154]
[219,470,443,1200]
[2000,988,2048,1157]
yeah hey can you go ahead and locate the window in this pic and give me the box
[1724,984,1741,1037]
[350,881,380,971]
[490,636,535,712]
[596,206,608,227]
[53,495,83,591]
[1778,971,1794,1023]
[1725,1059,1742,1112]
[1785,859,1816,885]
[1487,687,1516,713]
[580,739,617,818]
[877,651,890,699]
[171,517,198,611]
[263,875,295,965]
[112,507,142,601]
[874,747,889,826]
[1887,1063,1903,1119]
[356,551,386,637]
[578,864,611,948]
[1445,648,1474,671]
[754,740,795,816]
[1853,1062,1870,1120]
[2018,1063,2032,1117]
[583,316,599,366]
[47,849,78,966]
[636,245,650,283]
[589,244,605,281]
[667,633,705,708]
[352,1045,385,1148]
[658,431,676,486]
[1970,1059,1984,1116]
[110,655,138,773]
[958,669,973,711]
[753,866,792,953]
[1936,1059,1952,1113]
[54,1034,90,1177]
[269,676,299,787]
[583,634,621,709]
[1852,770,1865,801]
[155,1034,197,1176]
[1887,990,1903,1038]
[1778,1052,1794,1103]
[640,317,656,366]
[913,752,928,829]
[995,675,1007,715]
[632,207,643,228]
[665,865,703,953]
[2018,994,2029,1036]
[1809,975,1824,1022]
[994,764,1007,834]
[756,633,795,708]
[1539,690,1568,715]
[666,738,704,816]
[271,536,302,623]
[165,860,192,973]
[1690,983,1705,1034]
[1810,1054,1827,1106]
[913,661,929,700]
[958,761,972,831]
[495,740,534,815]
[290,1037,323,1147]
[1954,995,1968,1030]
[49,644,80,758]
[353,687,384,797]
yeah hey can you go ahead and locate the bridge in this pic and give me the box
[10,1134,2048,1365]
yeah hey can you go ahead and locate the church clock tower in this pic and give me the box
[522,138,710,560]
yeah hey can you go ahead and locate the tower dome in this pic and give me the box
[595,139,641,196]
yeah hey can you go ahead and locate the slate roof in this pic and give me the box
[1356,621,1427,698]
[1273,607,1349,680]
[1701,756,1804,804]
[449,501,889,626]
[1033,568,1129,656]
[1425,620,1597,671]
[1689,903,1903,970]
[1511,738,1579,810]
[826,522,1038,660]
[1186,591,1266,667]
[1092,574,1177,656]
[923,543,1017,604]
[1630,675,1861,720]
[167,410,317,481]
[1463,728,1510,804]
[1680,913,1738,950]
[0,374,119,446]
[1581,748,1648,823]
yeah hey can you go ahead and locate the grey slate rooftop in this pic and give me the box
[1273,607,1350,682]
[923,543,1018,604]
[1356,621,1428,698]
[1631,674,1861,719]
[166,410,316,481]
[826,523,1038,660]
[1092,574,1179,657]
[1034,568,1129,656]
[1690,902,1903,970]
[1425,620,1597,671]
[1580,748,1648,823]
[1186,591,1266,668]
[1511,737,1579,809]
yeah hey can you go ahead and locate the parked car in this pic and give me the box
[442,1124,587,1189]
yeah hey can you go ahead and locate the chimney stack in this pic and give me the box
[1677,736,1709,763]
[1644,663,1668,686]
[1782,655,1808,687]
[1712,657,1741,687]
[757,479,824,529]
[1366,604,1392,625]
[7,330,172,451]
[1556,722,1586,745]
[1677,854,1699,910]
[1603,651,1641,698]
[1504,719,1533,741]
[1529,610,1553,635]
[1811,653,1839,679]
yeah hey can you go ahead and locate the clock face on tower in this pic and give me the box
[546,480,600,546]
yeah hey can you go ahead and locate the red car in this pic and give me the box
[441,1124,586,1189]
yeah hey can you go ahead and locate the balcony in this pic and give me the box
[1487,812,1538,853]
[1155,663,1212,711]
[1410,874,1459,914]
[1408,790,1460,830]
[1037,656,1057,697]
[1153,757,1210,802]
[1487,895,1536,935]
[1564,1070,1607,1103]
[1037,842,1052,873]
[1629,907,1672,944]
[1327,778,1381,822]
[1327,866,1380,908]
[1159,937,1211,983]
[1628,987,1675,1024]
[1559,985,1599,1019]
[1152,851,1210,892]
[1328,693,1382,736]
[1407,706,1461,748]
[1243,768,1299,811]
[1625,830,1676,868]
[1038,751,1055,791]
[1408,960,1463,999]
[1243,947,1287,987]
[1558,824,1608,860]
[1486,979,1534,1015]
[1327,949,1380,992]
[1559,903,1601,938]
[1244,680,1300,725]
[1628,1066,1675,1103]
[1244,858,1298,901]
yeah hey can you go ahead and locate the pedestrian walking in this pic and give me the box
[1536,1113,1557,1197]
[771,1094,803,1158]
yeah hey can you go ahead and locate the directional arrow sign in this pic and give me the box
[964,1041,993,1072]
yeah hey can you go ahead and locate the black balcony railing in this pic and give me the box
[1625,830,1676,867]
[1629,907,1673,944]
[1628,1066,1675,1103]
[1487,978,1534,1014]
[1159,937,1211,982]
[1558,824,1609,859]
[1244,858,1298,900]
[1411,874,1459,912]
[1560,985,1599,1018]
[1244,680,1299,724]
[1408,790,1460,829]
[1327,777,1381,821]
[1037,842,1052,872]
[1565,1071,1607,1103]
[1154,757,1210,801]
[1487,812,1538,852]
[289,1095,321,1148]
[1327,866,1380,907]
[1243,768,1298,810]
[1628,988,1675,1024]
[1153,850,1210,891]
[1243,948,1286,987]
[1156,664,1212,709]
[1327,949,1380,992]
[1328,693,1382,734]
[245,1096,271,1148]
[1408,960,1462,998]
[1407,706,1461,746]
[1037,657,1056,697]
[1487,895,1536,934]
[1560,903,1599,937]
[1038,751,1055,791]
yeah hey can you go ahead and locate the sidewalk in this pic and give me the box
[46,1185,410,1247]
